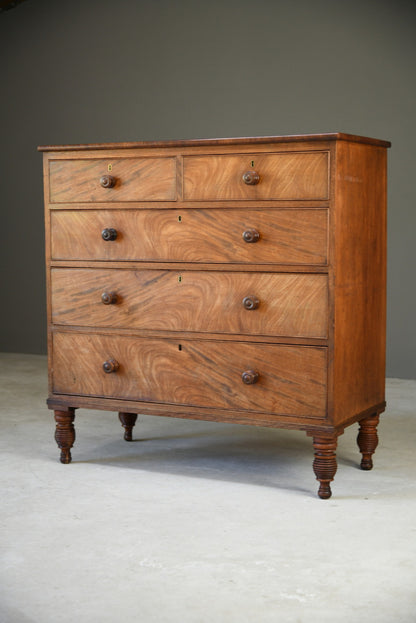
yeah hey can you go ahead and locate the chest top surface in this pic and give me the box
[38,132,391,152]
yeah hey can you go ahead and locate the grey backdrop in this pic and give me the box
[1,0,415,378]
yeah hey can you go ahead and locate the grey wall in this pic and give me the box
[1,0,415,378]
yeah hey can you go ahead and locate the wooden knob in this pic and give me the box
[242,295,259,310]
[242,370,259,385]
[242,170,260,185]
[101,292,118,305]
[101,228,117,241]
[242,228,260,243]
[100,174,116,188]
[103,359,119,374]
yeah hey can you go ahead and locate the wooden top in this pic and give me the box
[38,132,391,152]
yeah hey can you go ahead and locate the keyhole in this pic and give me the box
[178,344,182,351]
[178,215,182,222]
[251,160,254,167]
[178,275,182,283]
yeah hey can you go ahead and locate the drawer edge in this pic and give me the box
[47,394,329,429]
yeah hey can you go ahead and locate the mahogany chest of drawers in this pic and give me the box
[39,133,390,498]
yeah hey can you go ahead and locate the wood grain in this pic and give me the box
[41,133,390,497]
[183,152,329,200]
[52,332,327,418]
[49,157,176,202]
[331,142,387,425]
[50,208,328,265]
[38,132,391,152]
[51,268,328,338]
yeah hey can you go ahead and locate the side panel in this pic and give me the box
[43,153,53,394]
[332,142,387,425]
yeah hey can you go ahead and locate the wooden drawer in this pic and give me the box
[49,157,176,203]
[51,268,328,339]
[52,332,327,418]
[50,208,328,265]
[183,152,329,201]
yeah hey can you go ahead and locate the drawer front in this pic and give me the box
[50,208,328,265]
[183,152,329,201]
[52,332,327,417]
[49,157,176,203]
[51,268,328,339]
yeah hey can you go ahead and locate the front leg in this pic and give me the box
[357,413,380,470]
[311,433,338,499]
[54,408,76,464]
[118,412,138,441]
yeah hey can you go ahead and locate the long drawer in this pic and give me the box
[52,332,327,418]
[49,157,177,202]
[183,152,329,201]
[51,268,328,338]
[50,208,328,265]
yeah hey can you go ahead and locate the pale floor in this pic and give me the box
[1,352,415,623]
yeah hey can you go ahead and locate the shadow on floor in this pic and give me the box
[73,422,363,496]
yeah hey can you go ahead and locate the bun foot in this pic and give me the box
[60,449,72,464]
[119,412,138,441]
[360,459,373,471]
[317,483,332,500]
[357,413,380,471]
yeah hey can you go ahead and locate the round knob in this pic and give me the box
[242,170,260,185]
[101,228,117,241]
[242,295,259,310]
[100,174,116,188]
[101,292,118,305]
[242,370,259,385]
[103,358,119,374]
[242,228,260,243]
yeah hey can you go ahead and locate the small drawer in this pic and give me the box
[183,151,329,201]
[52,332,327,418]
[48,157,176,203]
[51,268,328,339]
[50,208,328,265]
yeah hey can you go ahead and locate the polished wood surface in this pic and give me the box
[331,141,387,425]
[50,208,328,265]
[51,268,328,338]
[41,133,389,498]
[49,157,176,202]
[183,152,329,200]
[52,332,327,417]
[38,132,391,152]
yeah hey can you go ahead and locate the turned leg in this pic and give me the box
[54,408,76,464]
[118,412,137,441]
[357,413,380,470]
[311,434,338,499]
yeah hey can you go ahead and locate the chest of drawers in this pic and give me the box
[39,133,390,498]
